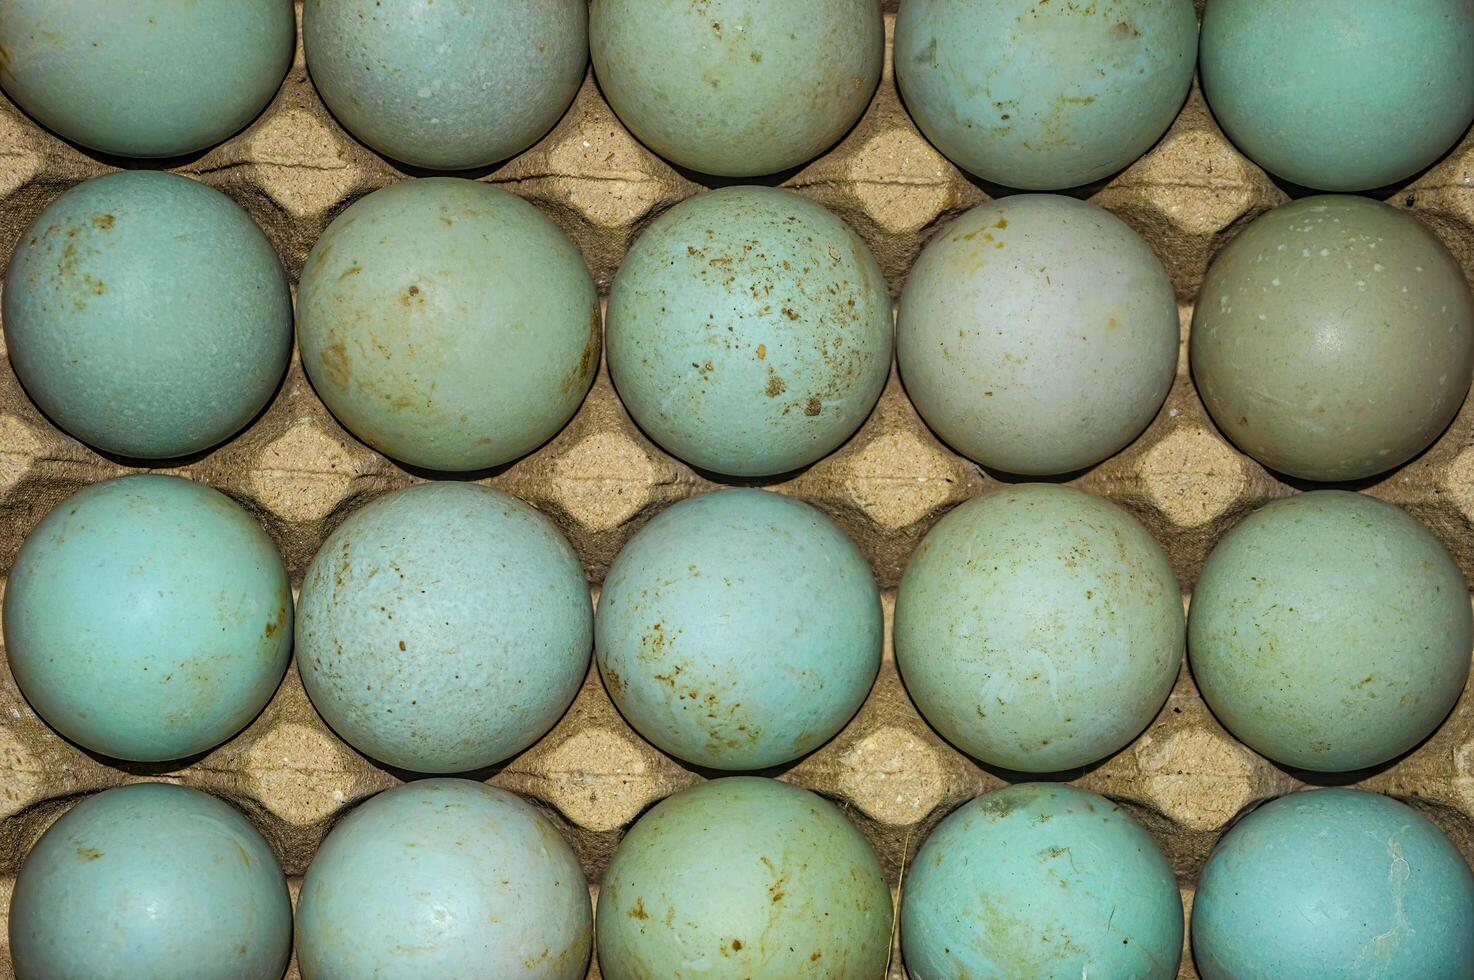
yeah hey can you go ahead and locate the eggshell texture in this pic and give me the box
[595,777,892,979]
[895,484,1183,773]
[596,489,882,770]
[589,0,883,177]
[1190,491,1472,772]
[9,783,292,980]
[1193,789,1474,979]
[897,195,1178,476]
[3,475,291,762]
[295,482,591,773]
[296,779,592,980]
[1201,0,1474,192]
[902,784,1183,979]
[297,177,600,472]
[895,0,1196,190]
[3,170,293,459]
[606,186,892,476]
[0,0,293,158]
[304,0,587,171]
[1190,196,1474,481]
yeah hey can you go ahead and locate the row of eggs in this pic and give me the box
[2,2,1473,192]
[6,473,1470,779]
[10,778,1474,978]
[6,169,1473,484]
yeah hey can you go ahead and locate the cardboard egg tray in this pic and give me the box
[3,3,1474,977]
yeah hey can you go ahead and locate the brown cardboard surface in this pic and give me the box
[2,5,1474,978]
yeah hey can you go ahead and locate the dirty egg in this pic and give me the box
[595,488,882,770]
[0,0,292,158]
[596,777,892,980]
[297,177,600,472]
[10,783,292,979]
[1201,0,1474,192]
[894,0,1197,189]
[2,170,293,460]
[1190,195,1474,482]
[902,783,1183,979]
[589,0,882,177]
[295,482,592,774]
[1188,491,1472,773]
[304,0,587,171]
[897,194,1178,476]
[3,474,292,762]
[895,483,1183,772]
[296,779,592,980]
[606,186,893,477]
[1193,789,1474,978]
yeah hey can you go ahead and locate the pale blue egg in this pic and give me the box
[296,779,592,980]
[295,482,592,773]
[902,783,1183,979]
[304,0,587,171]
[297,177,600,472]
[9,783,292,980]
[3,475,292,762]
[595,777,892,979]
[0,0,293,158]
[895,0,1197,190]
[596,489,881,770]
[1193,789,1474,979]
[3,170,293,459]
[606,186,892,477]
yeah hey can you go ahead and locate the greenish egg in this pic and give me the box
[295,482,592,773]
[10,783,292,980]
[897,194,1178,475]
[606,186,892,477]
[304,0,587,171]
[894,0,1197,190]
[297,177,600,472]
[296,779,592,980]
[1190,196,1474,482]
[0,0,293,158]
[902,783,1183,979]
[595,777,892,979]
[1193,789,1474,978]
[1188,491,1472,772]
[589,0,883,177]
[3,170,293,459]
[1201,0,1474,191]
[3,475,291,762]
[596,489,882,770]
[895,484,1184,773]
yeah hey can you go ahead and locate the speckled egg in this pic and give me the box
[903,784,1183,979]
[296,779,592,980]
[1193,789,1474,978]
[1188,491,1471,773]
[295,482,591,773]
[606,186,892,477]
[3,170,293,459]
[1201,0,1474,192]
[0,0,293,158]
[596,777,892,979]
[9,783,292,980]
[895,0,1197,190]
[1190,196,1474,481]
[297,177,599,472]
[895,484,1183,773]
[3,475,291,762]
[304,0,587,171]
[596,489,881,770]
[897,194,1178,475]
[589,0,883,177]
